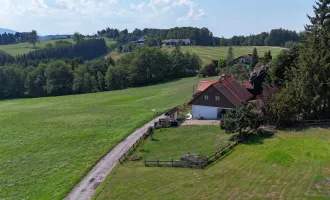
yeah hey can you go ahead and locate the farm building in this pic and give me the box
[189,77,253,119]
[235,54,252,64]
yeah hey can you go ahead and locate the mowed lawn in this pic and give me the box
[0,77,202,200]
[137,126,232,160]
[0,38,116,56]
[96,128,330,200]
[181,46,284,65]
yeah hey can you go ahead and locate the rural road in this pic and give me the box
[65,115,164,200]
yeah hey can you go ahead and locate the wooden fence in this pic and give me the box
[118,130,149,164]
[291,119,330,126]
[145,141,239,169]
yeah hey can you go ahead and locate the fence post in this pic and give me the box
[157,159,160,166]
[172,159,174,166]
[144,160,146,166]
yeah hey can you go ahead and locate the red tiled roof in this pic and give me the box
[212,77,253,107]
[241,81,253,89]
[253,67,262,73]
[197,80,218,92]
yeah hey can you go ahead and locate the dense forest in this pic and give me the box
[0,32,29,45]
[0,47,201,99]
[97,27,301,47]
[223,29,302,47]
[0,38,108,67]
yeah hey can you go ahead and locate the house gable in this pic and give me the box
[189,85,236,109]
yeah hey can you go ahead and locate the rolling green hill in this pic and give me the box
[0,77,202,199]
[109,46,285,63]
[0,38,116,56]
[96,128,330,200]
[180,46,284,64]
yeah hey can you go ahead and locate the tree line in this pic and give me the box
[98,27,302,47]
[220,28,302,47]
[97,27,215,46]
[0,38,108,67]
[0,32,30,45]
[0,47,201,100]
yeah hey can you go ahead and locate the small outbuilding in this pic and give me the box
[164,107,179,122]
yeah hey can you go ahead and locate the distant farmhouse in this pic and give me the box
[234,54,252,65]
[131,35,147,45]
[189,76,253,119]
[162,39,191,46]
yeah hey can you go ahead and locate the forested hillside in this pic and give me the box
[0,47,201,99]
[97,27,302,47]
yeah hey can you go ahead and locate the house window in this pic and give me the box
[204,95,209,100]
[215,96,220,101]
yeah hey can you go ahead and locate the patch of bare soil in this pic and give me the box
[181,120,220,126]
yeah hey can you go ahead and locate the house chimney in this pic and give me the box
[219,73,226,81]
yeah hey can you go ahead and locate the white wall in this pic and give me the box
[192,105,218,119]
[192,105,232,120]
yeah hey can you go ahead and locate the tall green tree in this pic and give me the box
[226,46,234,66]
[251,47,259,67]
[28,30,38,49]
[45,60,73,95]
[73,32,84,43]
[220,37,226,46]
[270,0,330,122]
[72,65,91,94]
[222,102,262,139]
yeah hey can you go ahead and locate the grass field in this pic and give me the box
[109,46,285,64]
[0,77,202,200]
[180,46,284,65]
[96,128,330,200]
[137,126,232,160]
[0,38,116,56]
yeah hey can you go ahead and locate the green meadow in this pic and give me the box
[0,77,202,199]
[96,128,330,200]
[180,46,284,64]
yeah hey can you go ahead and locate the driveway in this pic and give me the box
[181,120,220,126]
[65,115,164,200]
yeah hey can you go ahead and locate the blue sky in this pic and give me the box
[0,0,316,37]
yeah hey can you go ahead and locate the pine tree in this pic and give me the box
[226,46,234,66]
[251,47,259,67]
[272,0,330,121]
[220,37,226,46]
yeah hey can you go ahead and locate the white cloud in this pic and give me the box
[174,0,206,21]
[130,2,146,10]
[0,0,208,35]
[109,0,118,4]
[4,0,10,9]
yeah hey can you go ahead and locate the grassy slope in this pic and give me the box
[109,46,284,64]
[180,46,284,65]
[0,38,115,56]
[96,128,330,200]
[0,77,202,200]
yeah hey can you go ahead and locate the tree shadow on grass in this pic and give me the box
[240,133,276,146]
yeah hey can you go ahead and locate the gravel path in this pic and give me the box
[65,115,164,200]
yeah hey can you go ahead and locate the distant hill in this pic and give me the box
[38,35,72,40]
[0,28,17,34]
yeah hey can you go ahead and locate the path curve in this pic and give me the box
[65,115,164,200]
